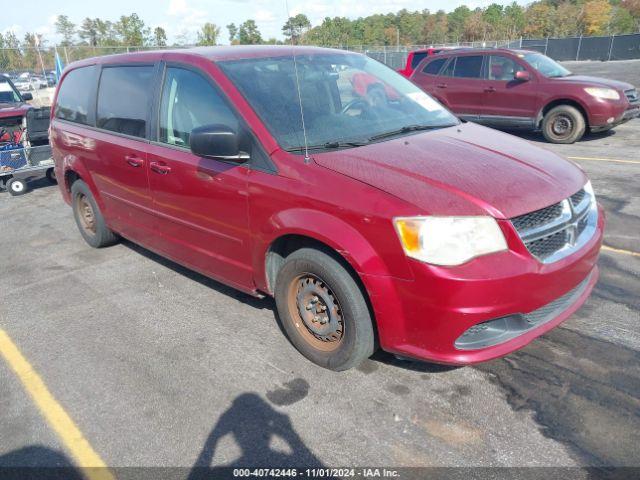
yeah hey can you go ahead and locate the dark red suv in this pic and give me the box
[51,46,603,370]
[411,48,639,143]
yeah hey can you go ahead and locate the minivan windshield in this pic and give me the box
[0,78,22,103]
[219,52,459,152]
[522,52,571,78]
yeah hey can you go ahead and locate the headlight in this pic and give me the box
[393,216,508,266]
[584,87,620,100]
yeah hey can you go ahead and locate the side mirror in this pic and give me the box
[515,71,531,82]
[189,124,249,162]
[22,92,33,101]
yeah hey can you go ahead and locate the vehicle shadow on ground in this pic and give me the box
[187,392,326,479]
[502,128,617,144]
[0,445,84,480]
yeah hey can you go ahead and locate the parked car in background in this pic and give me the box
[410,48,640,143]
[397,47,456,78]
[51,46,602,371]
[46,71,57,87]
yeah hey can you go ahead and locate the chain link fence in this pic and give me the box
[1,33,639,74]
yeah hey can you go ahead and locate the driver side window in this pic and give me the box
[487,55,525,81]
[159,67,238,147]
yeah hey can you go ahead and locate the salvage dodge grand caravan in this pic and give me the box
[50,46,603,371]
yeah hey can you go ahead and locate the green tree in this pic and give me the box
[447,6,471,41]
[227,23,238,44]
[524,2,554,37]
[78,18,99,46]
[238,20,262,44]
[197,22,220,46]
[116,13,149,46]
[282,14,311,44]
[153,26,167,47]
[610,5,636,33]
[504,2,526,38]
[55,15,76,46]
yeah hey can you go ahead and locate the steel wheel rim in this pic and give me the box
[551,114,573,138]
[76,193,96,236]
[287,273,344,352]
[11,181,24,192]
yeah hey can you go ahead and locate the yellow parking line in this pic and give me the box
[568,156,640,165]
[0,329,115,480]
[602,245,640,257]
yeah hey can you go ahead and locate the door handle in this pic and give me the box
[150,161,171,175]
[484,86,496,93]
[436,83,447,89]
[125,155,144,167]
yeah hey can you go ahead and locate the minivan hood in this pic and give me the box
[0,102,30,119]
[552,74,634,92]
[313,123,586,219]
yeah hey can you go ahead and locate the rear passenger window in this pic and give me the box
[97,66,154,138]
[410,52,428,69]
[159,67,238,147]
[54,66,96,125]
[422,58,446,76]
[453,56,483,79]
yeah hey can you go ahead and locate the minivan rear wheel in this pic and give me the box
[274,247,375,371]
[542,105,586,144]
[71,180,119,248]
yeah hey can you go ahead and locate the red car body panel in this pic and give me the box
[411,49,639,131]
[397,48,452,78]
[51,46,604,365]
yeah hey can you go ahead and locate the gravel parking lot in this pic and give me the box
[1,63,639,479]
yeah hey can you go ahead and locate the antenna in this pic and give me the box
[285,0,310,163]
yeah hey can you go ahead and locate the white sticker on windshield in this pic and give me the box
[407,91,441,112]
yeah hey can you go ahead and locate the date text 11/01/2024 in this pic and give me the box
[232,468,400,477]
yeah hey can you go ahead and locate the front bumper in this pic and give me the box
[589,99,640,130]
[363,205,604,365]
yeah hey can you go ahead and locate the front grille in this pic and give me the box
[625,88,639,104]
[512,202,563,232]
[527,230,568,261]
[510,187,597,264]
[570,189,586,207]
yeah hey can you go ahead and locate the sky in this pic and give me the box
[1,0,531,45]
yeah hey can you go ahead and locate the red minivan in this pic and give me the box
[411,48,639,143]
[50,46,603,370]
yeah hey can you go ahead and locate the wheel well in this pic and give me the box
[266,235,353,293]
[540,99,589,127]
[265,234,378,342]
[64,170,81,192]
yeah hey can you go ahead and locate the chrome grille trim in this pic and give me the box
[625,88,639,105]
[510,187,598,263]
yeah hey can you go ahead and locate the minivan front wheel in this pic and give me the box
[274,248,375,371]
[71,180,118,248]
[542,105,586,144]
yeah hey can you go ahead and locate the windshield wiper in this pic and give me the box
[285,140,369,153]
[368,124,448,142]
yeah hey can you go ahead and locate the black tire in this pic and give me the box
[6,177,28,196]
[46,167,57,184]
[274,247,375,371]
[542,105,586,144]
[70,180,118,248]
